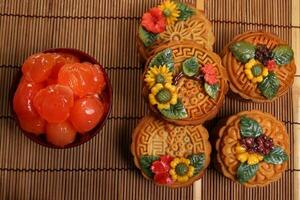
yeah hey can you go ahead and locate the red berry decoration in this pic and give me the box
[255,45,272,66]
[240,134,274,155]
[267,60,276,71]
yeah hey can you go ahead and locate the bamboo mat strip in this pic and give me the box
[292,1,300,200]
[0,170,194,199]
[206,0,290,27]
[292,29,300,76]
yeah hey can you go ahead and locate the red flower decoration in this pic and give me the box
[202,64,218,85]
[267,59,276,71]
[150,155,173,184]
[141,8,166,34]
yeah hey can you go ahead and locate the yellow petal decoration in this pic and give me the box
[144,65,173,88]
[159,0,180,25]
[235,144,264,165]
[169,157,195,183]
[148,82,178,110]
[243,59,269,83]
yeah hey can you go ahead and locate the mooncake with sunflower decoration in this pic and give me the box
[222,31,296,102]
[215,110,289,187]
[143,41,228,125]
[131,115,211,187]
[137,0,214,61]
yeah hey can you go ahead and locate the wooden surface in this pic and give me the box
[0,0,296,199]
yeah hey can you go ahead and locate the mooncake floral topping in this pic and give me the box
[139,1,195,47]
[144,48,221,120]
[244,59,269,83]
[150,155,173,184]
[169,158,195,182]
[235,144,264,165]
[139,153,205,185]
[235,116,288,183]
[149,83,178,110]
[141,8,166,34]
[144,65,173,88]
[202,64,218,85]
[159,0,180,25]
[230,41,294,100]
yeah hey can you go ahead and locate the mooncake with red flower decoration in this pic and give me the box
[142,41,228,125]
[131,115,211,188]
[215,110,289,187]
[137,0,214,61]
[222,31,296,102]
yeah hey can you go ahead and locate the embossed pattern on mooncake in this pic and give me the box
[131,115,211,188]
[143,41,228,125]
[138,9,214,61]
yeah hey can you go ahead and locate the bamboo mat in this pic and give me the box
[0,0,297,199]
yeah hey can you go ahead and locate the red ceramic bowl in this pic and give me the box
[11,48,112,148]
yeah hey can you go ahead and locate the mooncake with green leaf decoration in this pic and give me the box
[222,31,296,102]
[215,110,289,187]
[131,115,211,188]
[137,0,214,61]
[143,41,228,125]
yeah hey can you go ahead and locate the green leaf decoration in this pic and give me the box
[204,83,219,99]
[229,41,256,64]
[140,155,159,178]
[138,26,158,47]
[264,146,288,164]
[149,48,174,72]
[188,153,205,175]
[258,72,280,99]
[237,162,259,183]
[272,45,294,65]
[182,57,199,77]
[160,100,188,120]
[176,2,195,21]
[239,116,263,138]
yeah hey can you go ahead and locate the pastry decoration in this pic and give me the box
[143,42,228,125]
[139,1,195,47]
[222,31,296,102]
[215,110,290,187]
[140,154,205,184]
[131,115,211,187]
[137,1,215,61]
[230,41,293,99]
[144,48,221,120]
[235,116,288,183]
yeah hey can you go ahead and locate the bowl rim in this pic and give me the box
[11,48,113,149]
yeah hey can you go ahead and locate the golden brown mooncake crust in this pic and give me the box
[222,31,296,102]
[215,110,290,187]
[131,115,211,188]
[137,10,215,62]
[143,41,228,125]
